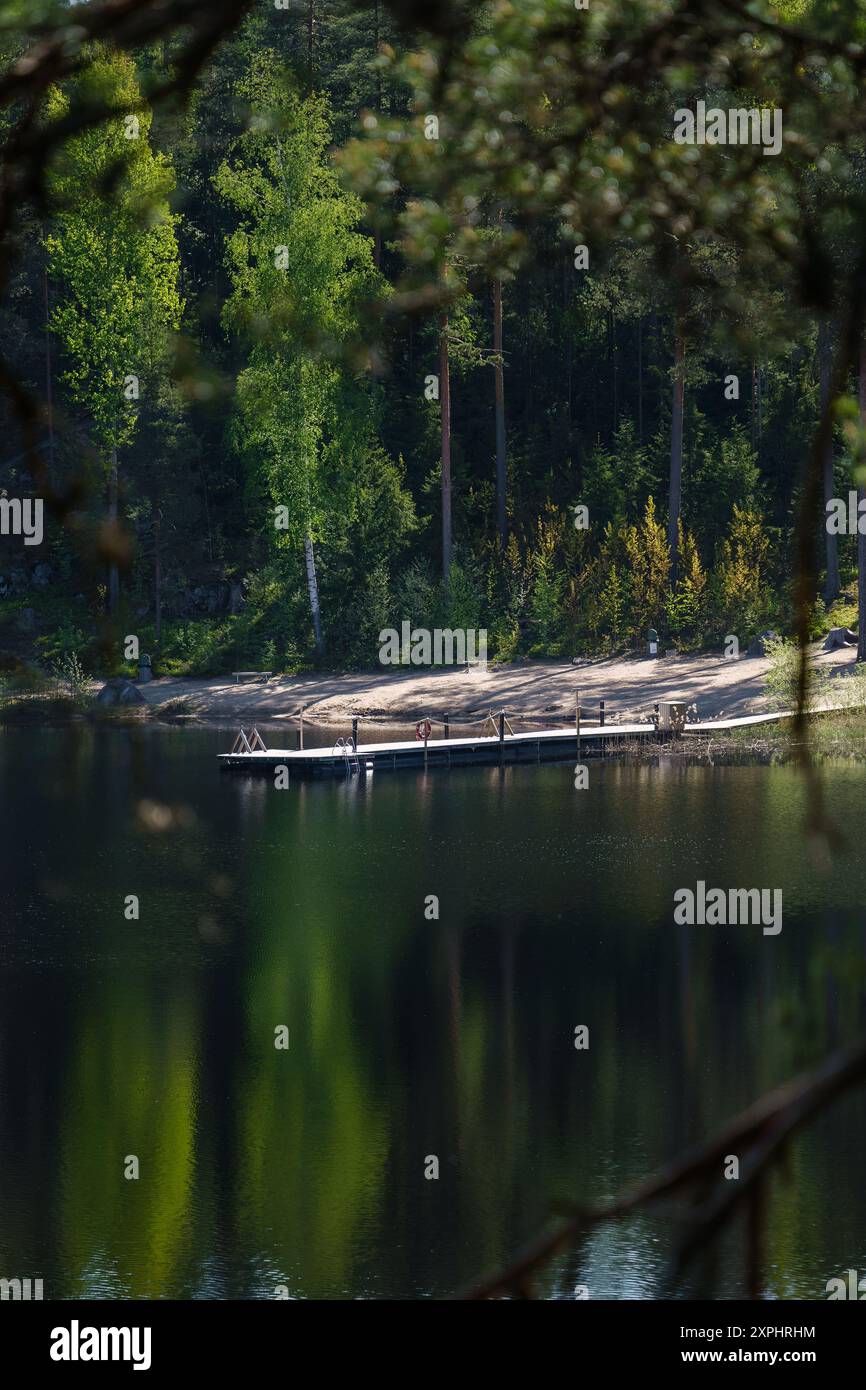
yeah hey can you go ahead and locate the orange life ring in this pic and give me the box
[415,718,432,741]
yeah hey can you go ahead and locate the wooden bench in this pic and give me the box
[232,671,273,684]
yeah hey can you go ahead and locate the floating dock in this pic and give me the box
[218,710,794,778]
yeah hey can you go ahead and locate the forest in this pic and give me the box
[0,0,864,680]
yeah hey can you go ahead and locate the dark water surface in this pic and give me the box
[1,723,865,1300]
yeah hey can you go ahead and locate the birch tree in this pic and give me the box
[216,53,382,657]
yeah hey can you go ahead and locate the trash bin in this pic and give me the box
[647,627,658,657]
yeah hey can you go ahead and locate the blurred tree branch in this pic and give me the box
[456,1036,866,1299]
[0,0,254,531]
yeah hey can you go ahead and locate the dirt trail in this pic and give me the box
[138,645,857,724]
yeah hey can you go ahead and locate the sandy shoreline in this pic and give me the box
[135,646,857,725]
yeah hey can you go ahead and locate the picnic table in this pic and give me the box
[232,671,273,684]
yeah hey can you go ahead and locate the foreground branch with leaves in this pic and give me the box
[456,1037,866,1299]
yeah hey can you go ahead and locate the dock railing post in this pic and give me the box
[299,705,305,750]
[576,690,580,759]
[352,716,358,751]
[444,712,449,740]
[424,721,428,768]
[599,698,605,727]
[499,710,505,743]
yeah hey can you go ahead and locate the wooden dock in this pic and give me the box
[218,710,795,777]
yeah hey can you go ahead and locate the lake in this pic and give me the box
[1,722,865,1299]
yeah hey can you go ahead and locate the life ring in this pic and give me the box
[415,718,432,741]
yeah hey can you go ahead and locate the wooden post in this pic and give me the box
[576,690,581,759]
[599,699,605,727]
[499,710,505,743]
[352,716,358,750]
[444,712,449,740]
[299,705,305,750]
[424,722,428,768]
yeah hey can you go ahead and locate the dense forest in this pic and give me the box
[1,0,864,678]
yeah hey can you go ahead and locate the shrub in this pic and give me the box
[51,652,91,707]
[35,621,89,667]
[763,636,828,711]
[826,661,866,711]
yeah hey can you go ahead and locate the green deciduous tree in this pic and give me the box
[45,46,183,616]
[216,51,387,656]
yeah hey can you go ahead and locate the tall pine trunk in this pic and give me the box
[637,317,643,444]
[371,1,382,269]
[108,444,119,616]
[493,274,507,546]
[819,318,840,604]
[667,315,685,582]
[307,1,316,88]
[154,510,162,644]
[374,0,382,109]
[858,342,866,664]
[440,312,452,582]
[44,266,54,473]
[304,535,323,658]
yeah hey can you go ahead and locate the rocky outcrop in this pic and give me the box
[96,678,146,706]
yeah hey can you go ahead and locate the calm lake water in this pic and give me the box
[1,722,865,1300]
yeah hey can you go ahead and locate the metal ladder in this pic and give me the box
[332,735,360,775]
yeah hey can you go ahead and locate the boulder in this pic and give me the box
[96,678,146,706]
[747,630,778,657]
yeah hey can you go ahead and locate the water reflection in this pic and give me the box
[0,724,865,1298]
